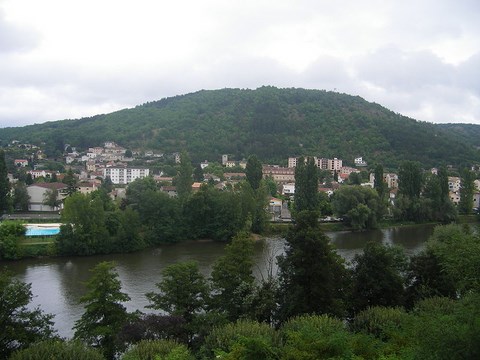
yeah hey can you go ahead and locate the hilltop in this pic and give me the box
[1,86,479,168]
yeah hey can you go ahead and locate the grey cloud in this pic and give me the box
[0,11,38,54]
[355,46,454,92]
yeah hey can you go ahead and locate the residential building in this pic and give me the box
[282,183,295,196]
[263,166,295,184]
[354,157,368,167]
[448,177,461,193]
[288,157,298,168]
[27,183,67,212]
[222,154,228,165]
[200,160,209,169]
[225,161,236,168]
[14,159,28,167]
[103,166,150,185]
[328,158,343,171]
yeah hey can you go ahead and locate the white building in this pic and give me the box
[103,167,150,184]
[328,158,343,171]
[27,183,66,211]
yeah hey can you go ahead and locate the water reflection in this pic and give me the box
[5,224,434,338]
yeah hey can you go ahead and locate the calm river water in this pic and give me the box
[4,224,435,338]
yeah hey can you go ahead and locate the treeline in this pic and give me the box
[1,87,480,167]
[2,216,480,359]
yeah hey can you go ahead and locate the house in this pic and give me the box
[200,161,209,169]
[268,197,282,215]
[192,182,202,192]
[239,160,247,169]
[27,183,67,212]
[77,181,98,195]
[14,159,28,167]
[27,169,57,180]
[225,160,236,168]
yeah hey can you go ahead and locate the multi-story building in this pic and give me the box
[103,166,150,185]
[263,166,295,184]
[328,158,343,171]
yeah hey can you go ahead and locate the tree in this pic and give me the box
[146,261,208,324]
[331,185,383,230]
[9,340,105,360]
[121,339,193,360]
[210,231,256,321]
[277,211,349,322]
[349,241,407,315]
[0,149,10,213]
[74,261,131,359]
[245,155,263,191]
[398,161,423,199]
[175,151,193,200]
[373,164,386,198]
[57,193,110,255]
[0,270,56,358]
[62,168,77,197]
[294,157,319,214]
[12,181,30,211]
[0,221,25,260]
[459,167,475,214]
[43,187,62,210]
[193,163,204,182]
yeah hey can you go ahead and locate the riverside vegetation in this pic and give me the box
[1,154,480,359]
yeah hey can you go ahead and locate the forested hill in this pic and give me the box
[1,86,479,168]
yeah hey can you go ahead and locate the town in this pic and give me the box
[3,139,480,219]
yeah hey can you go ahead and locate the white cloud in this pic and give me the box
[0,0,479,127]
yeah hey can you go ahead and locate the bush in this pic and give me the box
[10,340,105,360]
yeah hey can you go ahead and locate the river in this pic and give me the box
[4,224,435,339]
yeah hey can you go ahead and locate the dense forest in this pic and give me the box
[1,87,480,168]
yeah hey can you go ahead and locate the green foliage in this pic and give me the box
[293,157,319,214]
[199,320,280,360]
[281,315,358,360]
[459,167,475,214]
[349,242,408,314]
[398,161,423,199]
[12,181,30,212]
[409,294,480,360]
[183,185,244,242]
[175,151,193,200]
[210,232,255,321]
[427,224,480,293]
[405,249,457,308]
[42,187,62,209]
[331,185,383,230]
[57,192,111,255]
[277,211,349,321]
[74,261,131,359]
[245,155,263,191]
[0,270,56,358]
[0,149,10,213]
[121,339,193,360]
[61,168,78,197]
[9,339,105,360]
[3,88,478,168]
[0,221,26,260]
[147,261,208,323]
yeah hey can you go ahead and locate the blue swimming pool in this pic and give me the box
[25,225,61,237]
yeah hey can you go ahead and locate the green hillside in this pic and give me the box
[1,86,479,168]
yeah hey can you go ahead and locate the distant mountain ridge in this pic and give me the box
[1,86,479,168]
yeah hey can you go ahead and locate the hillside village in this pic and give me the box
[3,139,480,217]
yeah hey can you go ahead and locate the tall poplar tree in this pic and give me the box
[245,155,263,191]
[0,149,10,213]
[294,157,319,214]
[175,151,193,200]
[459,167,475,215]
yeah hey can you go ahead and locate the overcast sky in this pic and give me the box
[1,0,479,128]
